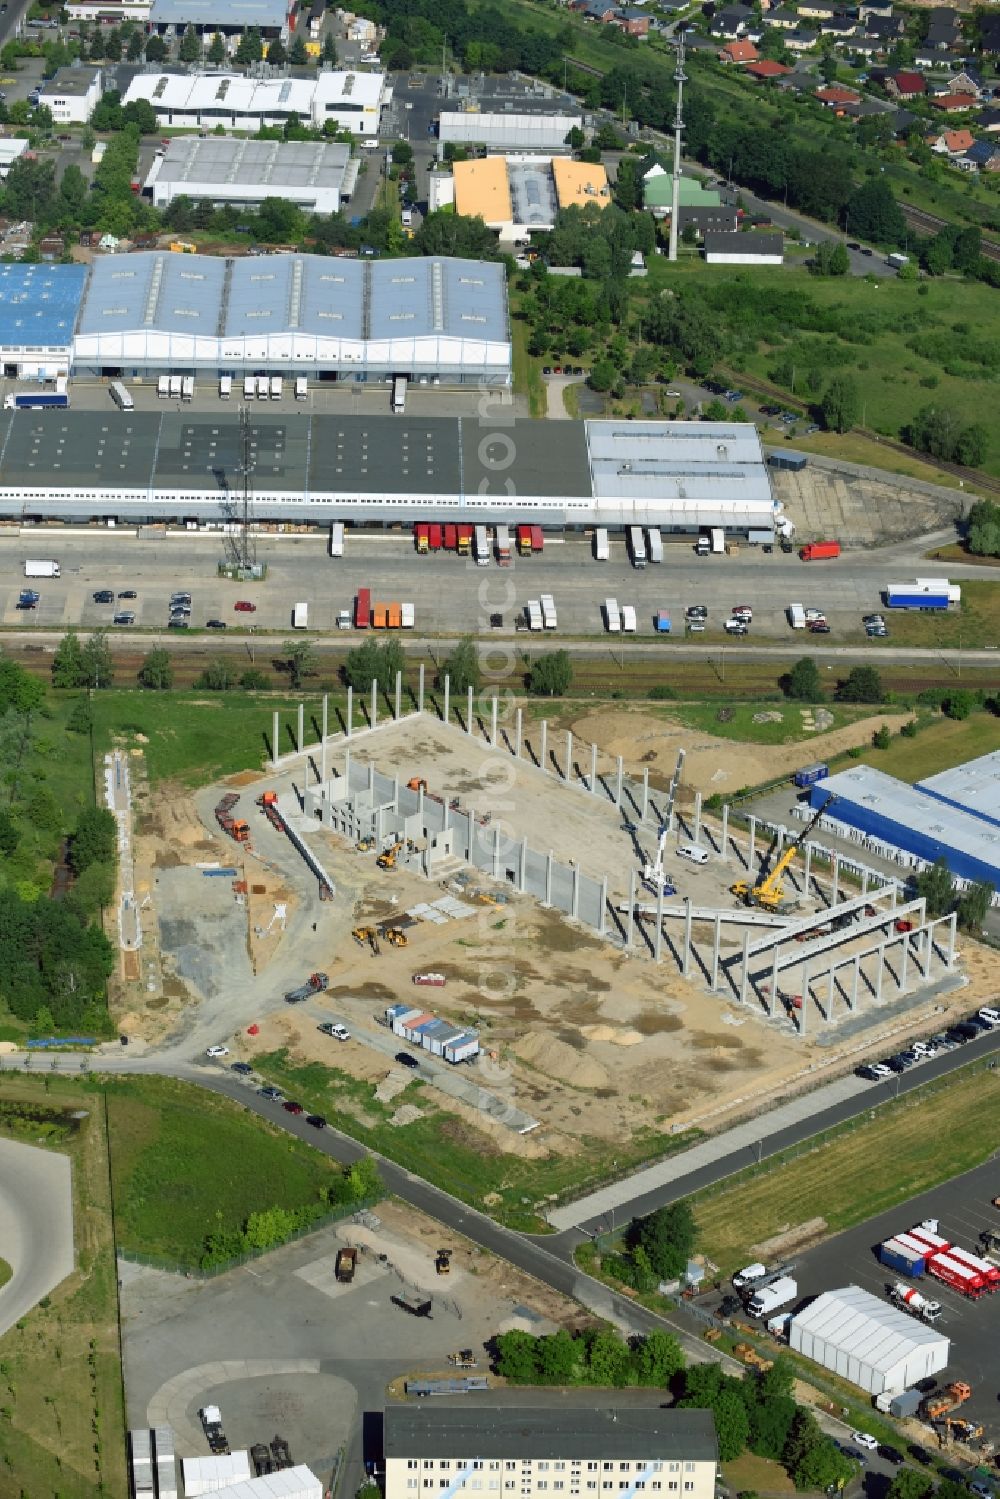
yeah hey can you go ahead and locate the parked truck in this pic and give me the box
[799,540,841,561]
[886,579,960,610]
[199,1406,229,1456]
[788,603,806,630]
[540,593,557,629]
[890,1282,942,1323]
[474,524,490,566]
[169,375,182,400]
[622,605,637,633]
[330,522,345,558]
[629,526,647,568]
[495,523,511,565]
[594,527,610,562]
[647,528,663,564]
[293,601,308,629]
[158,375,170,399]
[284,971,329,1004]
[335,1247,358,1282]
[747,1276,798,1318]
[4,390,69,410]
[526,600,543,632]
[655,610,671,634]
[604,599,621,633]
[110,380,134,411]
[25,560,60,578]
[181,375,194,402]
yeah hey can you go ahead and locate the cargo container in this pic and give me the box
[474,524,490,565]
[530,525,544,553]
[444,523,458,552]
[880,1238,927,1277]
[886,581,958,610]
[388,603,402,629]
[4,390,69,410]
[425,523,441,551]
[243,375,255,400]
[788,603,806,629]
[875,1388,923,1417]
[945,1244,1000,1290]
[415,523,429,553]
[800,540,841,561]
[25,560,60,577]
[401,602,415,628]
[655,610,671,634]
[373,603,389,629]
[457,524,473,557]
[622,605,637,633]
[355,588,371,629]
[748,1276,798,1318]
[605,599,621,633]
[527,600,543,632]
[169,375,182,399]
[927,1252,985,1298]
[793,763,829,789]
[594,527,609,561]
[158,375,170,398]
[629,526,647,568]
[329,521,345,558]
[540,593,557,629]
[517,523,532,556]
[293,601,308,629]
[647,528,663,563]
[219,374,232,400]
[295,375,308,400]
[495,523,511,565]
[270,375,282,400]
[907,1222,951,1255]
[711,528,724,554]
[181,376,194,402]
[110,380,133,411]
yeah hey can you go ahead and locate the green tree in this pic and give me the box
[235,26,263,63]
[127,28,144,58]
[145,33,168,61]
[844,178,906,244]
[915,855,955,917]
[391,140,413,165]
[442,635,481,695]
[872,723,891,750]
[712,1390,751,1463]
[784,657,821,701]
[537,1329,580,1385]
[942,690,974,721]
[956,880,994,934]
[69,806,117,874]
[282,638,316,689]
[747,1394,798,1461]
[240,668,270,690]
[289,33,308,64]
[80,629,113,689]
[178,23,200,60]
[836,665,883,704]
[138,648,173,690]
[52,630,86,688]
[343,1154,381,1200]
[821,374,860,433]
[906,403,964,463]
[585,1329,631,1388]
[57,162,88,221]
[529,651,573,697]
[791,1436,854,1493]
[0,809,20,857]
[321,31,337,64]
[811,240,849,277]
[628,1200,696,1281]
[495,1330,540,1383]
[343,638,404,694]
[632,1330,684,1387]
[66,860,115,919]
[955,423,987,468]
[197,659,235,691]
[67,696,93,734]
[208,30,226,63]
[588,358,617,393]
[887,1469,935,1499]
[782,1408,822,1480]
[267,35,286,64]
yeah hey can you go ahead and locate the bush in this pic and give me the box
[872,724,891,750]
[647,685,677,700]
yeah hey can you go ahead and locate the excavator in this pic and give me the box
[730,793,835,912]
[377,840,403,870]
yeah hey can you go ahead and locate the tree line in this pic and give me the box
[201,1155,381,1267]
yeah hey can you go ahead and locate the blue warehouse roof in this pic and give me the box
[0,263,87,347]
[77,253,228,338]
[150,0,288,28]
[368,258,508,344]
[225,254,365,340]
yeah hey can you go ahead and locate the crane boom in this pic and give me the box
[731,794,834,910]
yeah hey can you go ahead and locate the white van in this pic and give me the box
[677,843,709,865]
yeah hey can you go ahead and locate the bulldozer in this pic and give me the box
[922,1382,972,1421]
[356,838,375,853]
[435,1249,453,1275]
[731,794,834,911]
[352,927,372,947]
[384,927,408,949]
[407,778,428,793]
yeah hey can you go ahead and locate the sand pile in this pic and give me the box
[582,1024,644,1046]
[516,1030,610,1088]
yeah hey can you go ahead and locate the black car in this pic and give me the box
[878,1447,904,1467]
[964,1013,991,1033]
[231,1061,254,1075]
[718,1295,741,1317]
[113,612,135,625]
[909,1446,933,1465]
[93,589,114,603]
[306,1113,327,1129]
[946,1025,972,1045]
[955,1021,982,1041]
[396,1051,420,1069]
[206,619,227,629]
[808,622,831,634]
[118,589,138,599]
[886,1054,912,1073]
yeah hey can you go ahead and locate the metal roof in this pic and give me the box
[438,110,582,148]
[368,259,507,344]
[77,253,228,337]
[586,421,774,506]
[224,254,365,340]
[508,160,558,226]
[38,65,101,97]
[0,263,87,347]
[152,136,350,193]
[186,1466,321,1499]
[150,0,288,27]
[918,750,1000,830]
[384,1406,718,1461]
[790,1286,947,1371]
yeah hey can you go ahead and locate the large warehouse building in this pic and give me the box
[144,137,357,215]
[0,413,783,538]
[789,1285,949,1395]
[807,762,1000,890]
[0,254,510,386]
[438,109,582,151]
[121,71,388,135]
[430,156,610,240]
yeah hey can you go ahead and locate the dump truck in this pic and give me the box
[921,1383,972,1421]
[215,792,250,844]
[335,1247,358,1282]
[284,971,329,1004]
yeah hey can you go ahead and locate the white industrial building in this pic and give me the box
[65,0,150,21]
[149,0,288,35]
[37,65,103,124]
[789,1286,950,1395]
[144,137,357,215]
[704,231,784,265]
[384,1407,718,1499]
[438,109,582,151]
[121,70,388,135]
[0,139,29,179]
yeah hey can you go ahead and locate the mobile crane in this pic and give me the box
[730,794,834,911]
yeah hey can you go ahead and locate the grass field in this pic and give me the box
[511,317,545,417]
[690,1062,1000,1276]
[841,710,1000,783]
[104,1075,351,1266]
[865,580,1000,650]
[252,1048,698,1231]
[722,1453,797,1495]
[0,1078,125,1499]
[666,701,873,745]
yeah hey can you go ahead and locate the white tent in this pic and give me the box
[789,1285,949,1395]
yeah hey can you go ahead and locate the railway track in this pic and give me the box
[898,202,1000,261]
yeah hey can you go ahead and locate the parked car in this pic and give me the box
[306,1114,327,1129]
[206,619,227,629]
[808,622,831,634]
[231,1061,253,1075]
[118,589,138,599]
[283,1100,304,1115]
[396,1051,420,1069]
[686,604,709,619]
[168,618,189,629]
[878,1447,904,1467]
[234,600,256,612]
[93,589,114,603]
[852,1433,879,1452]
[258,1085,283,1100]
[206,1044,229,1058]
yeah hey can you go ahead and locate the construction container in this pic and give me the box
[800,540,841,561]
[880,1237,926,1277]
[373,604,389,629]
[401,602,415,628]
[793,763,829,788]
[388,603,402,629]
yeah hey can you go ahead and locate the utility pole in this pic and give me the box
[667,30,687,263]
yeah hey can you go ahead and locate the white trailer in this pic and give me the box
[495,522,511,565]
[181,376,194,402]
[243,375,255,400]
[622,604,637,633]
[157,375,169,399]
[293,601,308,629]
[629,526,647,568]
[604,598,621,633]
[527,600,543,632]
[256,376,269,400]
[748,1276,798,1318]
[219,374,232,400]
[540,593,557,629]
[474,524,490,566]
[647,528,663,564]
[788,603,806,629]
[329,521,345,558]
[110,381,134,410]
[295,375,308,400]
[270,375,282,401]
[401,602,415,628]
[711,527,725,554]
[594,527,609,561]
[169,376,182,399]
[25,559,61,578]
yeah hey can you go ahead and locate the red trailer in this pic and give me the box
[428,523,443,551]
[908,1224,952,1255]
[355,588,371,629]
[414,523,429,554]
[800,541,842,561]
[444,523,458,551]
[926,1252,986,1299]
[516,524,532,556]
[530,525,544,553]
[946,1244,1000,1291]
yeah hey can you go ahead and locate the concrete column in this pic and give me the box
[344,747,351,792]
[889,882,898,911]
[467,684,474,736]
[320,694,329,785]
[519,836,527,895]
[641,767,649,822]
[875,942,886,1004]
[272,710,279,764]
[443,674,450,726]
[347,685,353,738]
[565,729,572,784]
[375,802,383,845]
[946,910,958,968]
[493,824,501,879]
[682,897,693,979]
[491,695,498,747]
[418,785,425,823]
[615,756,623,809]
[571,863,580,920]
[851,953,861,1013]
[514,707,522,759]
[654,877,664,964]
[371,679,378,732]
[803,841,812,894]
[394,670,402,722]
[590,742,598,795]
[392,775,399,812]
[467,804,475,861]
[367,761,375,792]
[540,719,548,774]
[693,790,702,847]
[831,852,840,906]
[899,935,909,993]
[771,945,780,1019]
[720,803,729,862]
[861,867,870,896]
[748,817,757,879]
[544,849,553,907]
[800,960,809,1035]
[626,869,636,951]
[599,876,607,937]
[443,797,450,832]
[297,701,304,754]
[711,911,722,991]
[418,661,425,713]
[739,930,750,1006]
[828,961,836,1023]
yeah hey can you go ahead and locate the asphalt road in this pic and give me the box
[0,1136,75,1336]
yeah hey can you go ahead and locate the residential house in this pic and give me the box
[850,36,884,56]
[865,14,904,39]
[580,0,619,20]
[816,84,862,108]
[858,0,892,18]
[719,38,759,61]
[746,57,794,77]
[797,0,838,18]
[709,4,753,35]
[978,106,1000,131]
[923,19,960,49]
[821,15,858,35]
[643,167,722,218]
[930,91,976,112]
[964,136,1000,169]
[677,203,739,237]
[36,65,102,123]
[978,16,1000,55]
[886,70,927,97]
[927,127,975,153]
[784,29,820,49]
[766,7,798,27]
[945,68,982,95]
[704,230,785,263]
[615,7,650,34]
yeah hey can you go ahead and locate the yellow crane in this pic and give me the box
[731,794,834,911]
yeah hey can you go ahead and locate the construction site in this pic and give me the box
[111,686,994,1168]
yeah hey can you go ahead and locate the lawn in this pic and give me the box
[251,1048,699,1231]
[841,709,1000,784]
[690,1061,1000,1276]
[862,579,1000,650]
[723,1453,797,1496]
[104,1075,351,1266]
[0,1077,126,1499]
[666,701,873,746]
[511,316,545,417]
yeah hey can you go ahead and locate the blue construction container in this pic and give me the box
[793,763,829,788]
[879,1238,926,1277]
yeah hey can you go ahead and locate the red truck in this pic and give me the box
[444,523,458,551]
[800,541,842,561]
[428,523,443,551]
[355,588,371,629]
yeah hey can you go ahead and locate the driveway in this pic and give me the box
[0,1137,75,1336]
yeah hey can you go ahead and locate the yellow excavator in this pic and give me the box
[731,794,834,911]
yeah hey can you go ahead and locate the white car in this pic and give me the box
[852,1433,879,1452]
[321,1022,351,1041]
[868,1062,892,1078]
[206,1044,229,1058]
[978,1007,1000,1028]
